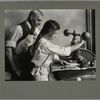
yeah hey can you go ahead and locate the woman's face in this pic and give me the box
[49,30,58,40]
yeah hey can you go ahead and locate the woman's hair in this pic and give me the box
[41,20,60,35]
[29,20,60,59]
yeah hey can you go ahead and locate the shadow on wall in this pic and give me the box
[5,9,86,46]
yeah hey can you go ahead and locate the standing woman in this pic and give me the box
[28,20,85,81]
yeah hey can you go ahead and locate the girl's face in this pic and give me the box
[48,30,58,40]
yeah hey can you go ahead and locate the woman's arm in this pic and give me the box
[42,39,85,57]
[70,40,85,52]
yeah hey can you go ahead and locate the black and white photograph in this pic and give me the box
[5,9,96,81]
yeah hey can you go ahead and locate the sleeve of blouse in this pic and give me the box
[42,39,72,56]
[5,25,23,48]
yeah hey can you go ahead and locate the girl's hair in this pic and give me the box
[41,20,60,34]
[29,20,60,58]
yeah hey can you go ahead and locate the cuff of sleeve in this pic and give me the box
[5,40,16,48]
[65,47,71,56]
